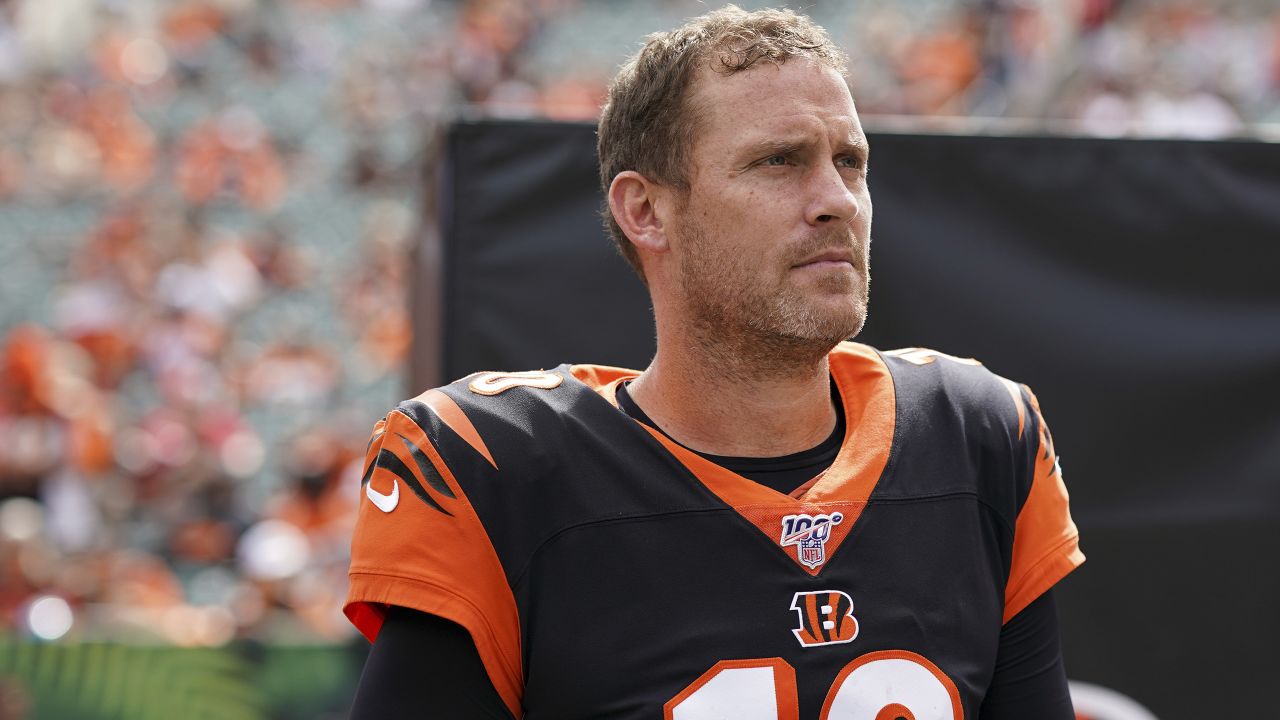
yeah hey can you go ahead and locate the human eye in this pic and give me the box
[836,154,863,170]
[763,154,789,167]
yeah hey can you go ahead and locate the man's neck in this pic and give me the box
[627,338,838,458]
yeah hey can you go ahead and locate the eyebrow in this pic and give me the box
[737,138,804,160]
[835,135,870,157]
[737,134,870,163]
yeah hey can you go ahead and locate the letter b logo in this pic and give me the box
[790,590,858,648]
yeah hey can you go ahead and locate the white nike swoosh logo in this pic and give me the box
[366,478,399,512]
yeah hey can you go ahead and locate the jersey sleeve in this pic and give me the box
[1002,386,1085,623]
[344,407,523,717]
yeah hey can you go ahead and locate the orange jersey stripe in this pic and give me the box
[416,388,498,469]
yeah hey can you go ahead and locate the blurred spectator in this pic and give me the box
[176,108,288,211]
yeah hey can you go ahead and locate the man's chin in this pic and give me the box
[822,314,867,346]
[808,295,867,337]
[777,305,867,348]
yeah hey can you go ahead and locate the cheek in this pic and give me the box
[685,186,795,262]
[735,191,794,238]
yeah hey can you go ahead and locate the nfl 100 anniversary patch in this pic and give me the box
[779,511,844,569]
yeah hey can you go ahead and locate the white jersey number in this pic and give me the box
[665,651,962,720]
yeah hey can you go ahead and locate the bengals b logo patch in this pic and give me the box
[791,590,858,648]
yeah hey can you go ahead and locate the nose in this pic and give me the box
[804,162,861,226]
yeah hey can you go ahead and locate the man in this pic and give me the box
[346,6,1083,718]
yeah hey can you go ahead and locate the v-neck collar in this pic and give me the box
[570,343,897,576]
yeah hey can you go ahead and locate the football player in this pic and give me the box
[346,6,1083,718]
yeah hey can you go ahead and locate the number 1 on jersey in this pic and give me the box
[666,659,798,720]
[665,651,962,720]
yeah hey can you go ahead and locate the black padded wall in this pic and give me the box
[424,120,1280,718]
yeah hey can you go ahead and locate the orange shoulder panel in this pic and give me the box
[344,410,523,717]
[1002,386,1085,623]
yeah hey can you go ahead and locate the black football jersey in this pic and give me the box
[345,342,1083,719]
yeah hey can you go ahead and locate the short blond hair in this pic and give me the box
[597,5,848,280]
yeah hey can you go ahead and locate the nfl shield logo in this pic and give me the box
[780,512,845,569]
[799,544,824,567]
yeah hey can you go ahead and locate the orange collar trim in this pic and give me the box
[571,344,897,575]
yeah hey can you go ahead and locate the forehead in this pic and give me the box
[688,58,864,152]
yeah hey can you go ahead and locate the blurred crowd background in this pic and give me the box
[1,0,1278,654]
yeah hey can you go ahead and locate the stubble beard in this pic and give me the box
[676,218,870,381]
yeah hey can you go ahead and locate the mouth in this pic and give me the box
[792,249,856,270]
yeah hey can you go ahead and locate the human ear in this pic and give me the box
[608,171,669,255]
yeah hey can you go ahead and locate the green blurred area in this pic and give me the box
[0,640,367,720]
